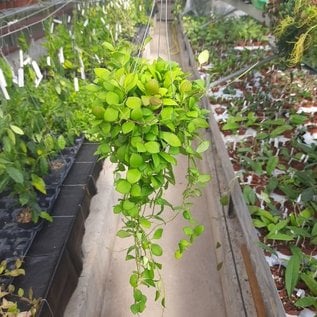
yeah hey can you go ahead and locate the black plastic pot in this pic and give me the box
[13,142,103,316]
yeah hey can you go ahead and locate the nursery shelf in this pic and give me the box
[13,142,103,316]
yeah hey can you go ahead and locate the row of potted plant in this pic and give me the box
[183,12,317,316]
[1,0,212,315]
[0,1,153,315]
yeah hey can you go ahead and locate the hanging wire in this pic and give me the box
[133,0,156,72]
[0,0,72,40]
[157,0,163,58]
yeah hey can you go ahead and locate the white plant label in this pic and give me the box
[0,84,10,100]
[35,76,43,88]
[32,61,43,80]
[80,67,86,80]
[101,17,106,25]
[23,56,31,65]
[58,47,65,64]
[74,77,79,92]
[83,19,89,27]
[19,50,23,68]
[18,68,24,87]
[53,19,62,24]
[50,22,54,34]
[68,15,71,23]
[95,54,101,63]
[47,56,51,66]
[0,69,7,87]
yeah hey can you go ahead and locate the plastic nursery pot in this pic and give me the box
[14,207,43,230]
[37,187,60,212]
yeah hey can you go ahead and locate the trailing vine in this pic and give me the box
[84,45,210,314]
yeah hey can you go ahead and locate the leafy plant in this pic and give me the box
[0,260,40,316]
[82,50,210,314]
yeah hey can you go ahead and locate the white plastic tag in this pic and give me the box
[68,15,71,23]
[23,56,31,65]
[19,50,23,68]
[74,77,79,92]
[50,22,54,33]
[18,68,24,87]
[80,67,86,80]
[0,69,7,87]
[58,47,65,64]
[83,19,88,27]
[95,54,100,63]
[100,17,105,25]
[53,19,62,24]
[35,76,43,88]
[31,61,42,79]
[0,84,10,100]
[47,56,51,66]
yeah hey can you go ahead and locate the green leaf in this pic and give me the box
[104,107,119,122]
[105,91,120,105]
[160,132,181,147]
[183,226,193,236]
[129,153,144,168]
[131,184,142,197]
[266,156,278,176]
[40,211,53,222]
[198,50,209,65]
[266,232,294,241]
[300,273,317,296]
[194,225,204,236]
[116,179,131,194]
[285,252,301,297]
[17,288,24,297]
[57,135,66,150]
[179,80,192,94]
[159,152,177,165]
[220,195,229,206]
[196,141,209,153]
[124,73,138,92]
[127,169,141,184]
[151,243,163,256]
[94,68,110,80]
[197,174,211,183]
[126,97,141,109]
[145,141,160,154]
[31,174,46,194]
[102,41,115,51]
[162,98,178,106]
[270,125,293,138]
[7,167,24,184]
[140,217,151,229]
[153,228,163,239]
[10,125,24,135]
[117,230,132,238]
[129,274,138,287]
[122,121,135,134]
[295,296,317,309]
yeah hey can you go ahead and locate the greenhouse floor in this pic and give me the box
[65,13,256,317]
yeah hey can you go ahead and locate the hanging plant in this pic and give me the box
[83,47,210,314]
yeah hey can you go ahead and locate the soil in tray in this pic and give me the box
[270,265,303,315]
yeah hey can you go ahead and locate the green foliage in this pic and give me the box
[0,260,40,316]
[271,0,317,65]
[83,52,210,313]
